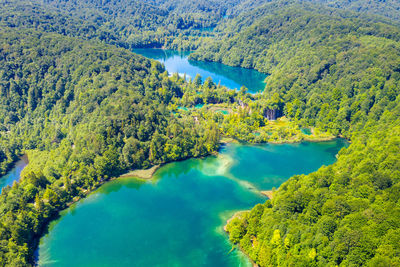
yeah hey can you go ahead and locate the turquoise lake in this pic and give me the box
[37,139,346,266]
[132,49,268,93]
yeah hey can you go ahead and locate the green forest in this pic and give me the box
[0,0,399,266]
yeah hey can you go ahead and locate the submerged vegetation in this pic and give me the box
[0,0,399,266]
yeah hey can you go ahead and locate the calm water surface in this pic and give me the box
[0,155,28,191]
[133,49,268,93]
[37,140,346,267]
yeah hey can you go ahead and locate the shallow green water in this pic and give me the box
[132,49,267,93]
[37,140,346,266]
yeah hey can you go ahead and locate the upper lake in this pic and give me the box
[132,49,268,94]
[37,139,346,266]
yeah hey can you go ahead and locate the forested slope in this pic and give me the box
[306,0,400,23]
[35,0,240,48]
[1,0,400,266]
[196,3,400,267]
[227,99,400,266]
[1,0,223,50]
[226,0,400,24]
[0,1,118,45]
[191,6,400,137]
[0,28,220,265]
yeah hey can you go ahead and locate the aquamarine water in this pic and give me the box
[132,49,267,93]
[37,140,346,267]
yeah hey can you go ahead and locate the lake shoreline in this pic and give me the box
[119,165,161,180]
[0,153,29,178]
[223,192,272,266]
[115,135,343,182]
[0,154,29,191]
[260,190,273,199]
[223,134,345,145]
[132,48,268,94]
[221,136,348,266]
[224,211,259,267]
[32,137,347,265]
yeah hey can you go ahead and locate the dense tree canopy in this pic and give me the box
[0,0,400,266]
[191,5,400,137]
[227,100,400,266]
[192,3,400,267]
[0,0,238,50]
[0,28,221,265]
[226,0,400,24]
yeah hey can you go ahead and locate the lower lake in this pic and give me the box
[37,139,346,266]
[132,49,268,94]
